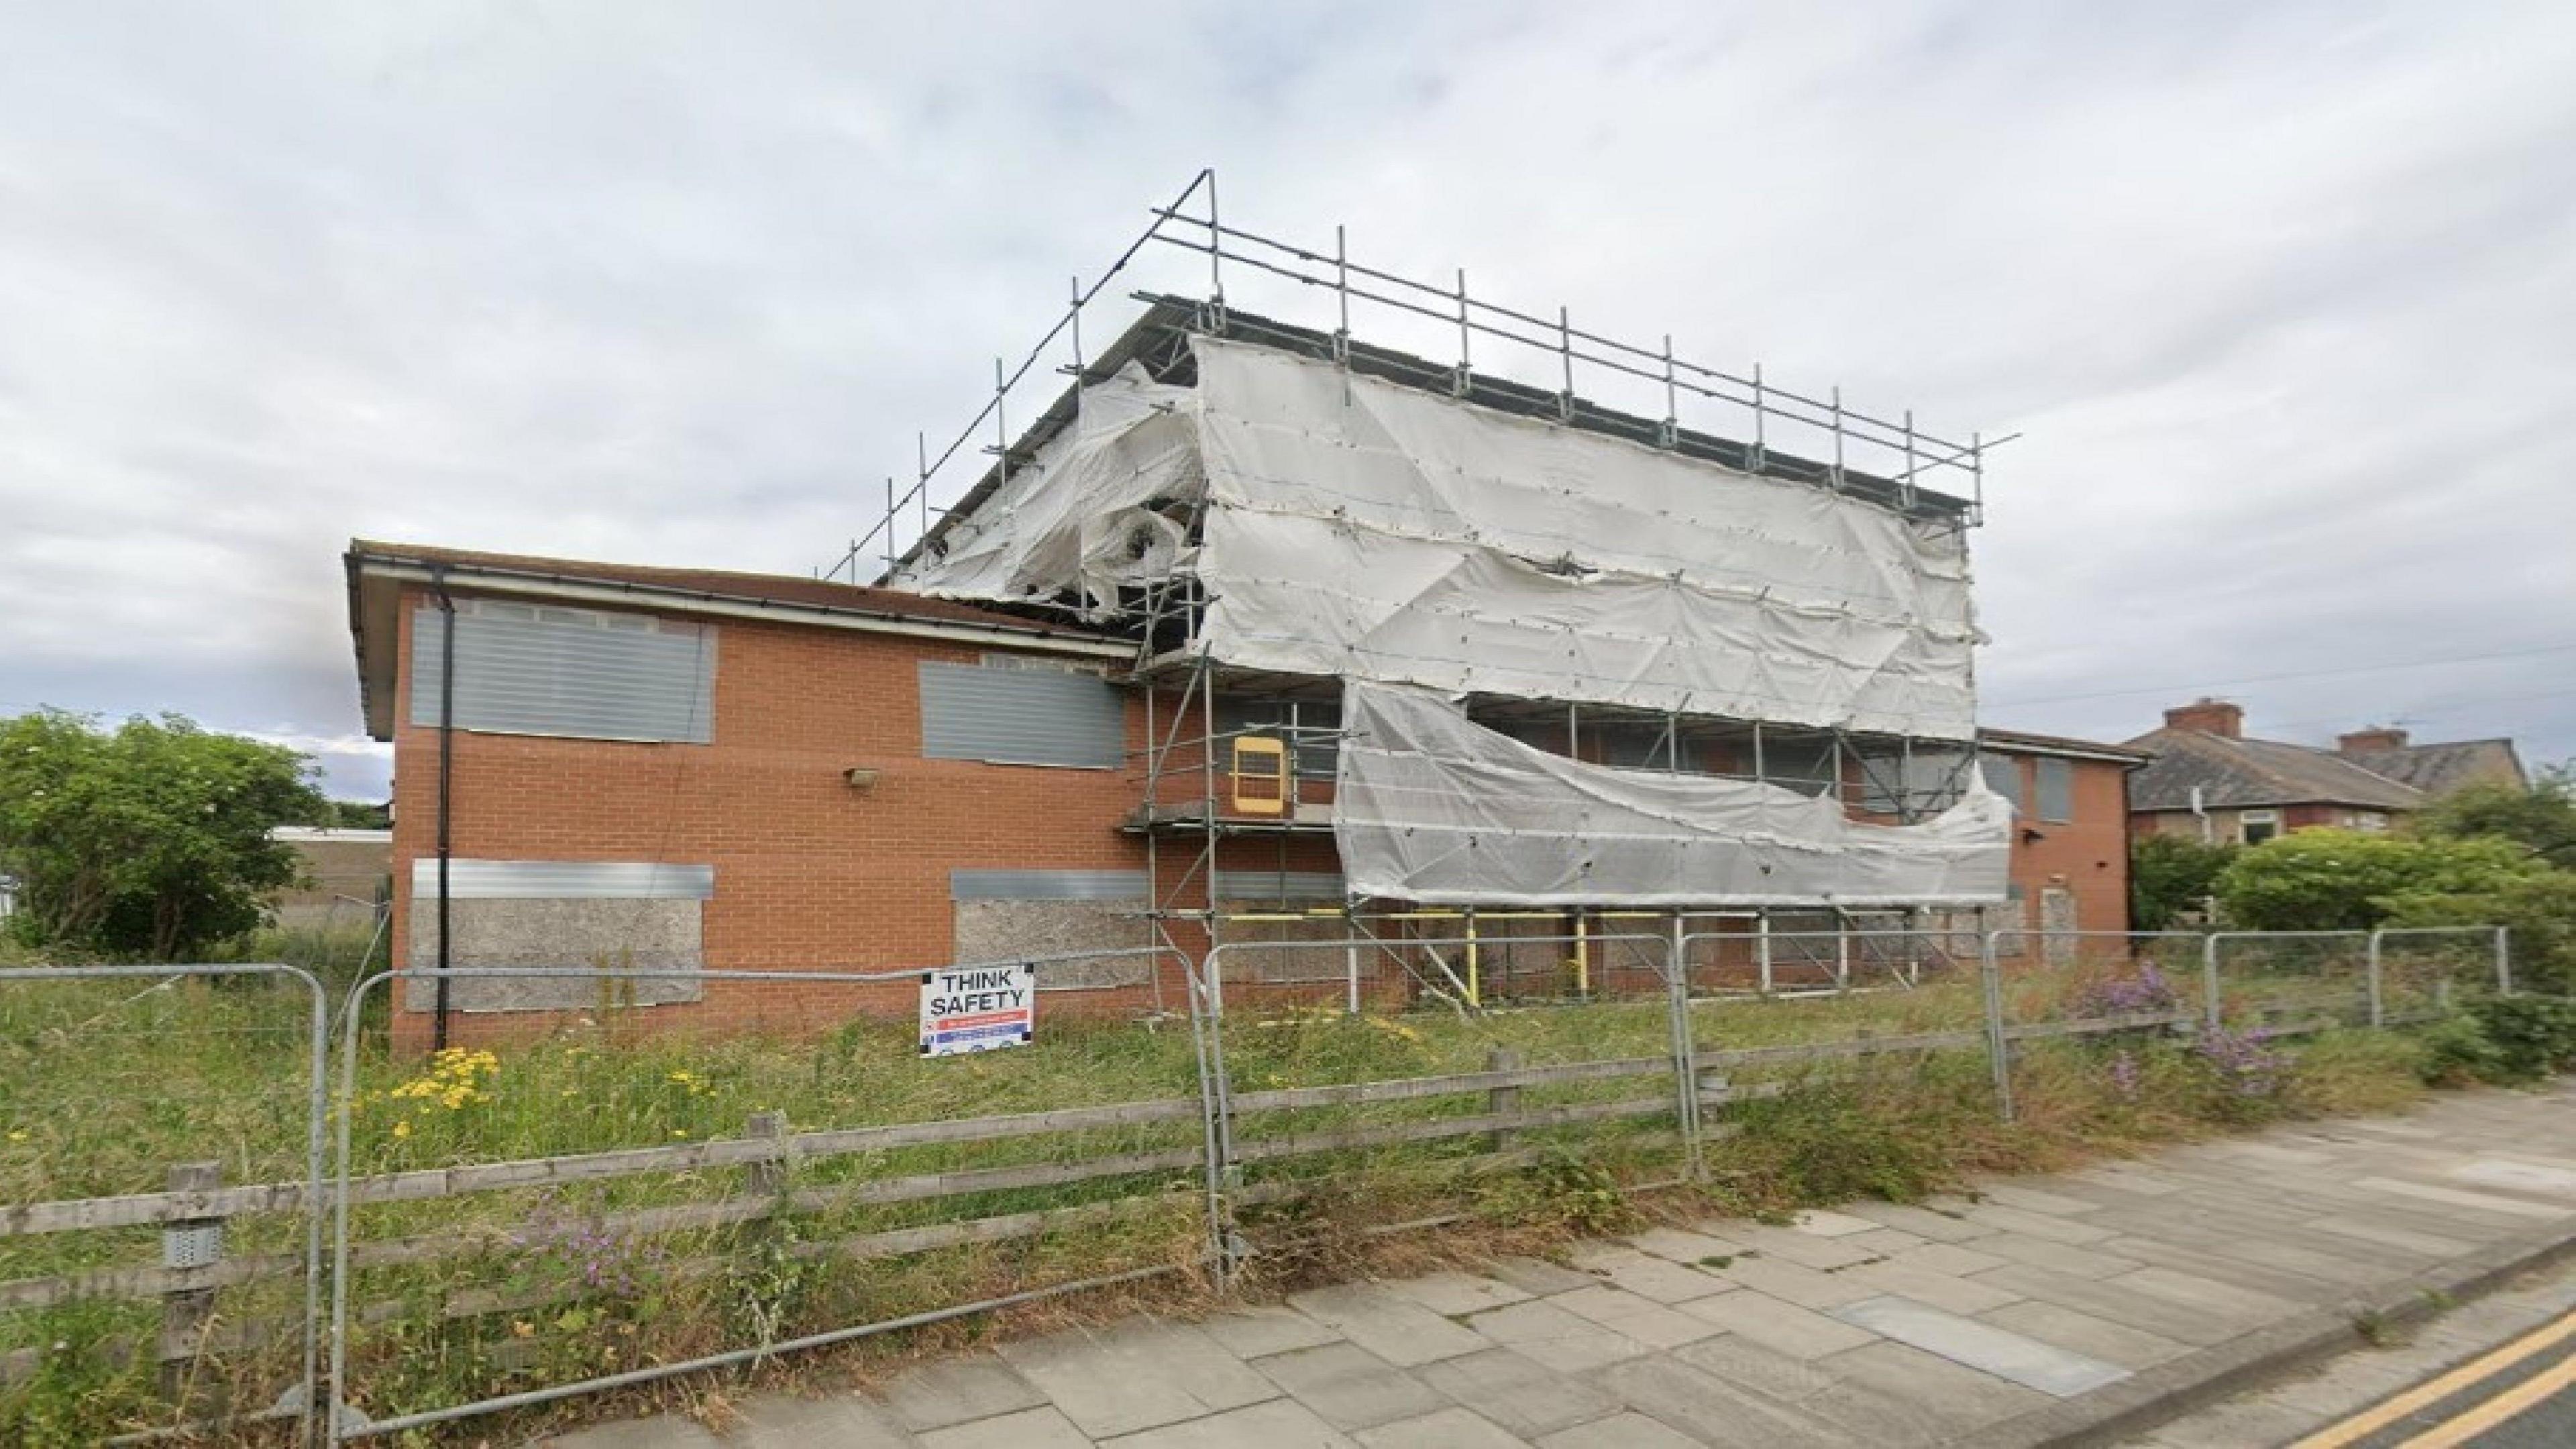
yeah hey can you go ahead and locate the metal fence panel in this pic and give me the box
[322,948,1199,1444]
[0,963,329,1446]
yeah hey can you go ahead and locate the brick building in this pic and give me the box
[1978,730,2151,943]
[2127,699,2526,843]
[350,266,2070,1041]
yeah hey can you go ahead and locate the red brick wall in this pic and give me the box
[1989,751,2134,936]
[389,588,1158,1044]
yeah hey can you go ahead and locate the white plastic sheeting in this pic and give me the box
[1333,682,2010,908]
[898,335,1978,740]
[895,364,1201,618]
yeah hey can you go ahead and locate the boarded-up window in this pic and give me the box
[1980,753,2027,817]
[2034,757,2075,823]
[920,661,1122,768]
[407,858,710,1011]
[946,868,1152,987]
[1860,748,1973,816]
[411,600,714,743]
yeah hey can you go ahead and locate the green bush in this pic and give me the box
[2463,996,2576,1081]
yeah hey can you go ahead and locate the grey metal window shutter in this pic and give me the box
[411,603,716,743]
[918,661,1123,768]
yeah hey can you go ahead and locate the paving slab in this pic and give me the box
[724,1394,915,1448]
[2351,1175,2573,1221]
[1468,1298,1654,1373]
[1626,1226,1750,1265]
[1201,1303,1348,1359]
[1974,1299,2194,1371]
[1672,1289,1882,1360]
[1419,1346,1625,1438]
[1565,1247,1735,1303]
[1829,1294,2128,1396]
[1534,1411,1701,1448]
[1726,1224,1878,1270]
[1961,1202,2123,1245]
[918,1405,1090,1449]
[1674,1336,1952,1449]
[1701,1251,1874,1309]
[2451,1157,2576,1199]
[1835,1199,1998,1243]
[1966,1231,2145,1279]
[1550,1286,1724,1349]
[879,1354,1047,1432]
[1592,1356,1851,1448]
[1833,1256,2025,1315]
[1968,1264,2249,1347]
[1104,1397,1359,1448]
[1249,1340,1448,1432]
[1839,1226,1930,1256]
[1812,1340,2053,1435]
[1389,1269,1535,1318]
[1486,1256,1601,1297]
[1352,1405,1527,1449]
[1290,1282,1492,1366]
[1974,1183,2105,1217]
[1888,1240,2011,1277]
[1785,1208,1880,1238]
[997,1319,1277,1438]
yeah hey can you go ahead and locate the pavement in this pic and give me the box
[2125,1254,2576,1448]
[544,1082,2576,1449]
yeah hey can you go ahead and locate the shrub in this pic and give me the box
[2131,835,2237,932]
[2463,996,2576,1081]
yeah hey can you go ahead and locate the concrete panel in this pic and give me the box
[405,896,703,1011]
[952,898,1156,987]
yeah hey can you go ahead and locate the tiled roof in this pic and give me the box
[2339,739,2526,797]
[2125,729,2427,812]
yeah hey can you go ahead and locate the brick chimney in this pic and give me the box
[2337,727,2410,754]
[2163,698,2243,739]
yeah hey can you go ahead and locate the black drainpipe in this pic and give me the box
[432,570,457,1052]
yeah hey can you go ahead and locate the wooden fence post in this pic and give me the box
[1487,1049,1520,1154]
[746,1110,788,1204]
[160,1161,223,1399]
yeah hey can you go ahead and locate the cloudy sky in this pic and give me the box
[3,1,2571,798]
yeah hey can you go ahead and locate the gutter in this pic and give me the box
[353,557,1134,661]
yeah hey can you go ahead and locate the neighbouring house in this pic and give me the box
[265,826,394,930]
[350,258,2040,1042]
[2127,698,2526,844]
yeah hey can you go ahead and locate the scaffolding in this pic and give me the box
[841,170,2002,1001]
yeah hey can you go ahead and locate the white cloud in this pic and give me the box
[1,0,2571,798]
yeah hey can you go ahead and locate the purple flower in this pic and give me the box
[2109,1051,2141,1102]
[2078,964,2180,1019]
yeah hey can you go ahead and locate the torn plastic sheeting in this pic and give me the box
[1332,682,2010,908]
[894,363,1202,616]
[1198,514,1976,738]
[1189,337,1973,632]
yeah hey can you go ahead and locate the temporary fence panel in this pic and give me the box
[2204,931,2375,1030]
[322,950,1201,1444]
[2370,927,2513,1024]
[0,963,329,1446]
[1195,934,1699,1278]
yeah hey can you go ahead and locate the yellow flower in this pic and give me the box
[670,1129,690,1139]
[6,1130,26,1142]
[391,1120,412,1139]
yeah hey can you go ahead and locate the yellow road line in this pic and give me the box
[2290,1309,2576,1449]
[2397,1350,2576,1449]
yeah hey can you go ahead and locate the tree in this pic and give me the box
[2412,765,2576,865]
[2131,834,2238,932]
[2212,830,2548,933]
[0,710,325,959]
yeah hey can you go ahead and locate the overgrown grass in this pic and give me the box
[0,953,2546,1444]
